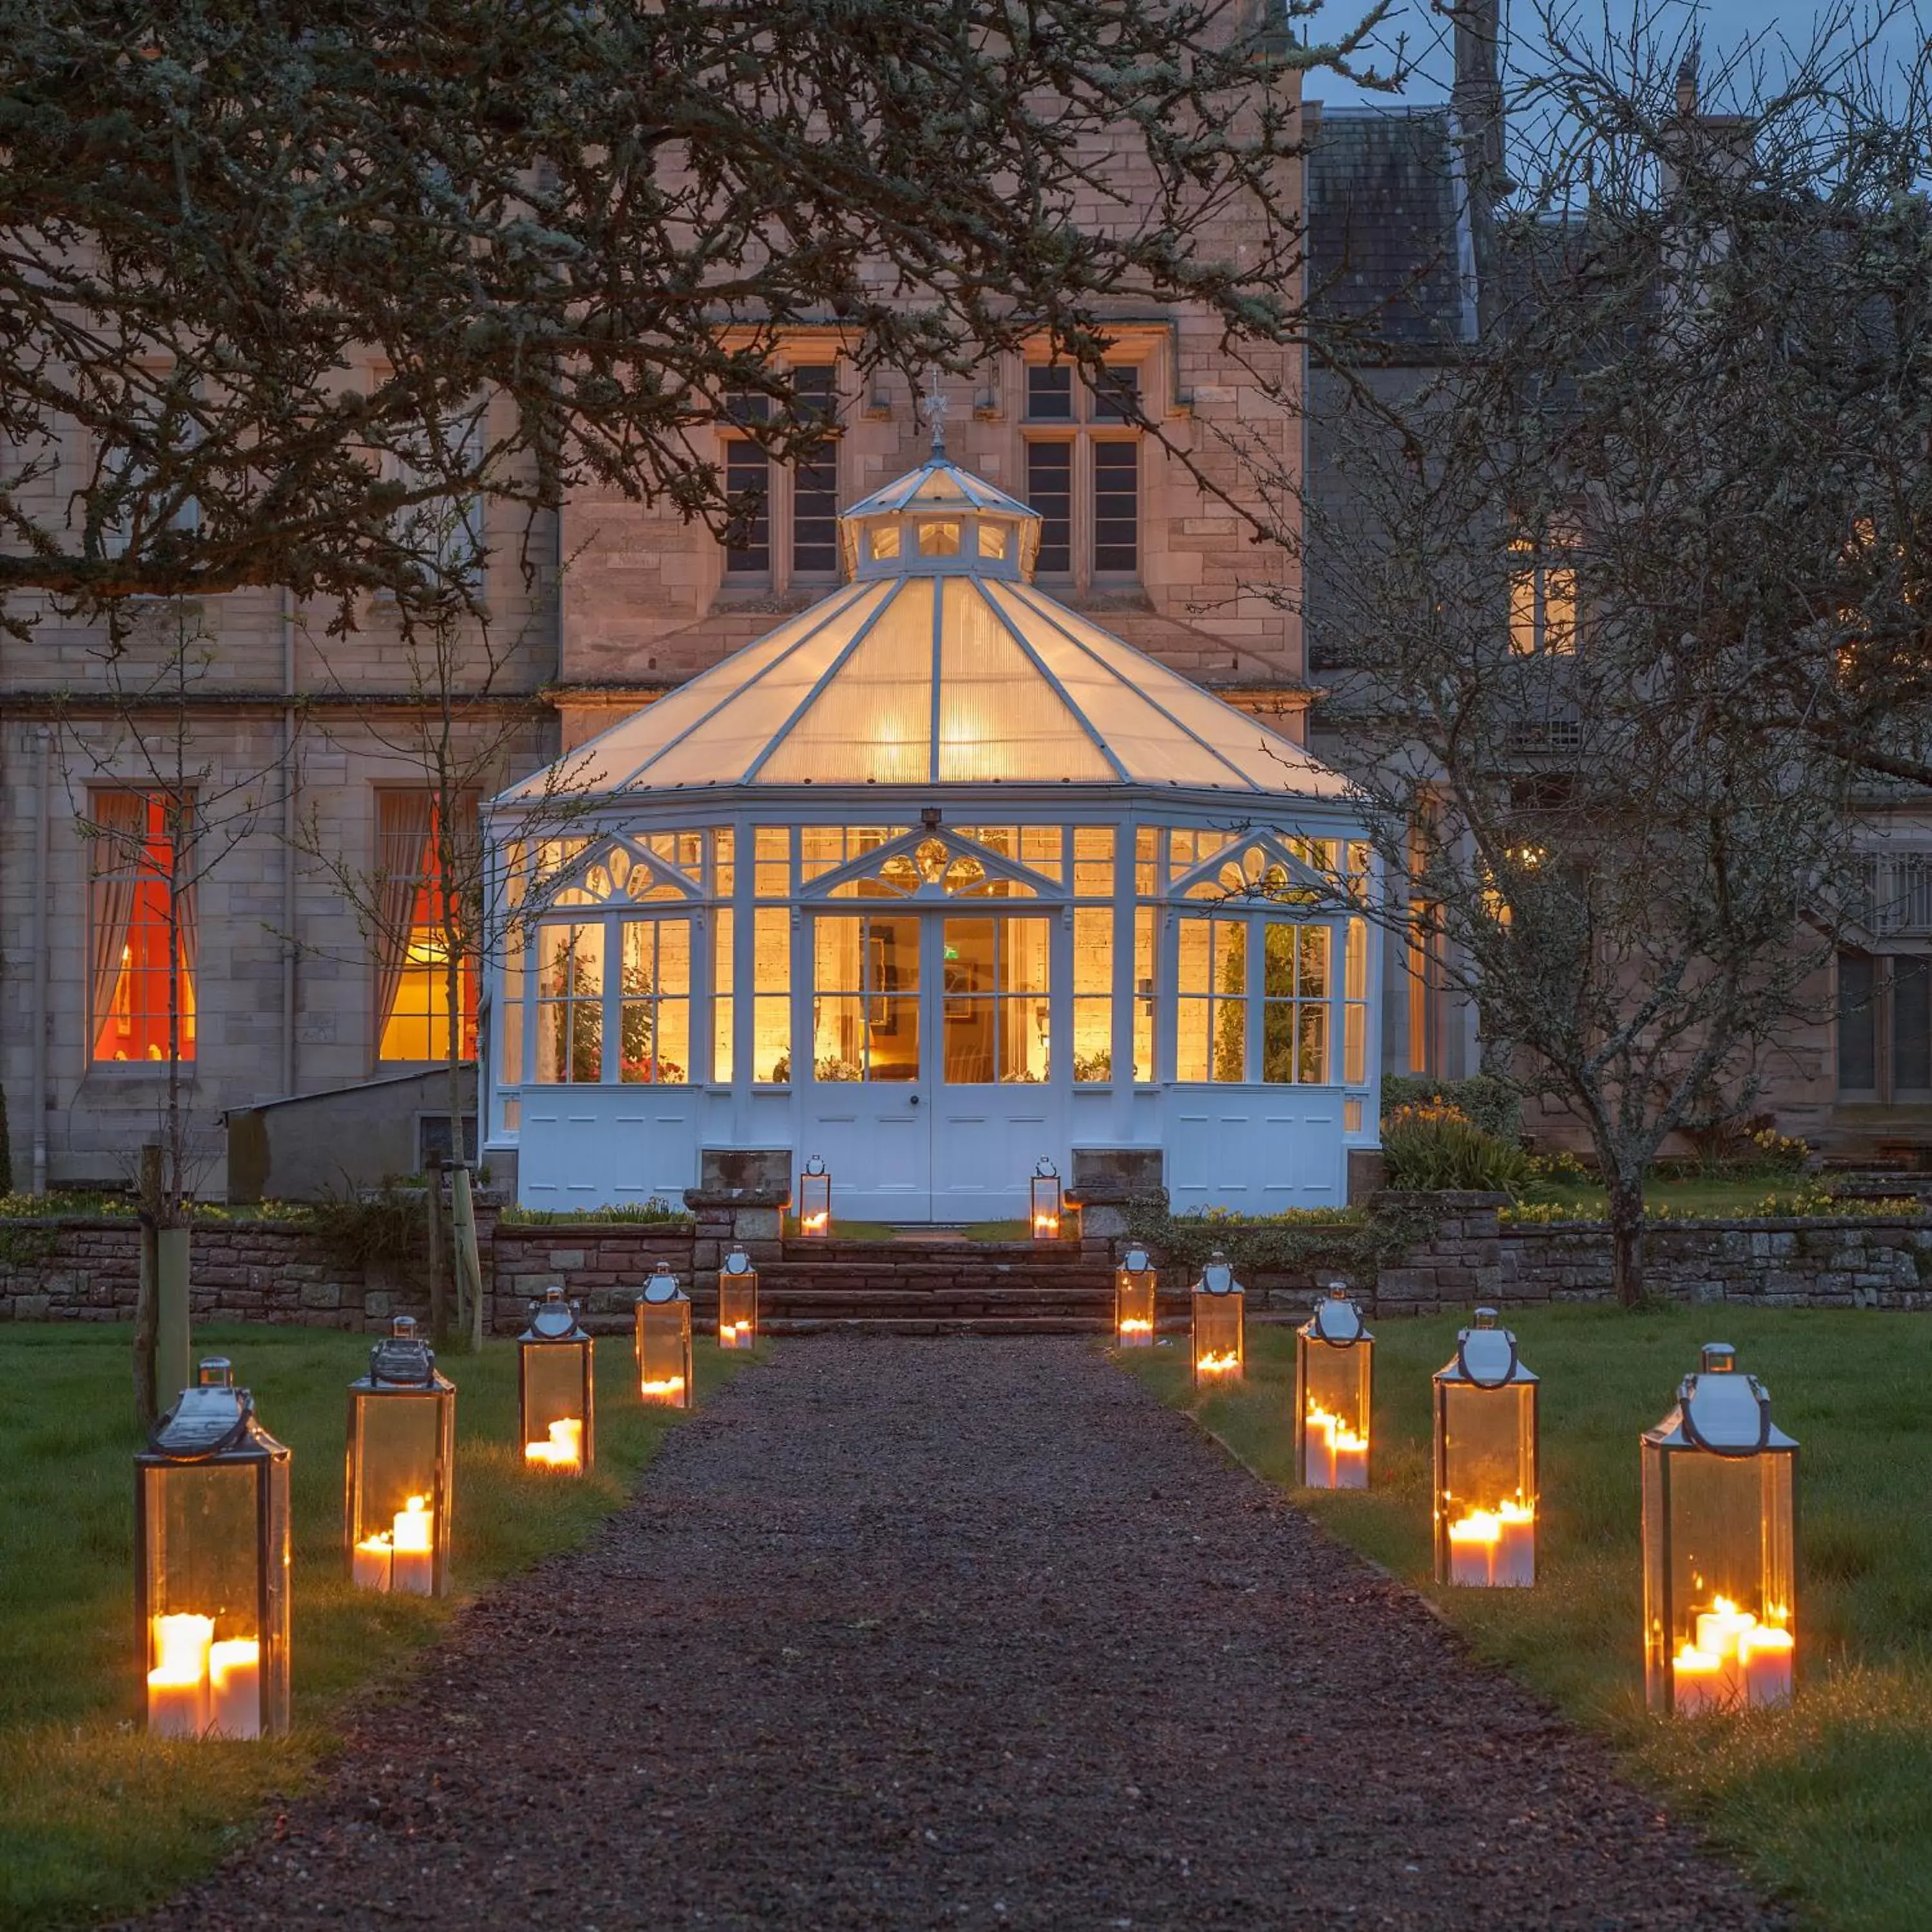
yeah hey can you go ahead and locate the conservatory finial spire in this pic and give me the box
[921,368,950,456]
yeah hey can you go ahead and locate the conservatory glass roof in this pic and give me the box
[506,453,1347,802]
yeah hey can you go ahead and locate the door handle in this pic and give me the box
[909,1094,920,1106]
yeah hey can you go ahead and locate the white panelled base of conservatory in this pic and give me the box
[513,1081,1354,1218]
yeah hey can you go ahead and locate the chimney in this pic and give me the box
[1449,0,1506,334]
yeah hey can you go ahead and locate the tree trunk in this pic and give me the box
[133,1141,163,1428]
[424,1150,449,1345]
[451,1164,485,1352]
[1605,1166,1647,1309]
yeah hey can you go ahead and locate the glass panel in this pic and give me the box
[1136,827,1158,898]
[800,824,908,883]
[918,520,961,556]
[724,440,770,574]
[1026,442,1072,574]
[869,522,900,560]
[348,1394,446,1557]
[793,428,838,577]
[755,826,789,898]
[1176,916,1245,1082]
[1895,957,1931,1094]
[713,914,734,1084]
[978,521,1009,561]
[1836,951,1876,1092]
[1092,440,1138,573]
[1134,907,1155,1081]
[812,915,918,1081]
[1073,907,1112,1083]
[938,582,1113,782]
[753,908,790,1082]
[535,923,603,1083]
[499,927,525,1087]
[1074,827,1113,898]
[618,920,690,1084]
[522,1345,590,1456]
[1344,918,1368,1085]
[1092,363,1141,422]
[758,580,936,786]
[714,827,735,898]
[1025,365,1074,421]
[942,916,1050,1083]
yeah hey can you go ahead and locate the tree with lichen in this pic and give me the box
[0,0,1396,629]
[1263,8,1926,1304]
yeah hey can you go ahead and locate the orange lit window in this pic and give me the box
[89,791,196,1063]
[375,793,478,1062]
[1508,533,1577,655]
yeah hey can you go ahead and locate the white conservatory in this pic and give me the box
[482,449,1383,1220]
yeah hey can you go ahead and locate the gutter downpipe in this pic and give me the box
[280,588,297,1098]
[30,724,51,1194]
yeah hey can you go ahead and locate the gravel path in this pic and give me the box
[134,1337,1772,1931]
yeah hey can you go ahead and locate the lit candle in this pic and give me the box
[524,1418,583,1468]
[1195,1349,1240,1379]
[639,1375,687,1405]
[390,1495,436,1595]
[147,1613,213,1738]
[1695,1600,1755,1708]
[1034,1213,1059,1237]
[1672,1642,1727,1716]
[1331,1423,1369,1491]
[802,1211,828,1236]
[1741,1625,1794,1708]
[1492,1501,1536,1587]
[207,1638,262,1739]
[719,1320,753,1349]
[1448,1510,1499,1586]
[1304,1406,1337,1488]
[1117,1318,1153,1345]
[352,1531,393,1592]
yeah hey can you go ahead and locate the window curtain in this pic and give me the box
[375,793,436,1041]
[88,791,147,1052]
[170,794,198,982]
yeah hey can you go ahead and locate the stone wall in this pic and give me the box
[5,1192,1932,1329]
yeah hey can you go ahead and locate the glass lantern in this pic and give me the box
[1115,1244,1157,1347]
[1030,1158,1064,1240]
[1642,1343,1797,1716]
[718,1245,759,1350]
[797,1155,832,1238]
[519,1287,594,1473]
[1190,1250,1244,1387]
[135,1357,291,1740]
[345,1314,455,1597]
[1433,1309,1538,1587]
[635,1262,694,1409]
[1294,1283,1373,1489]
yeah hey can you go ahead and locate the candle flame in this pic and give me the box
[640,1375,687,1401]
[1305,1403,1368,1453]
[151,1613,214,1685]
[1033,1213,1060,1236]
[1118,1318,1153,1337]
[524,1419,584,1469]
[801,1210,829,1235]
[719,1320,753,1346]
[1196,1349,1240,1376]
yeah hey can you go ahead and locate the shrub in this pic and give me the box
[1379,1073,1521,1141]
[497,1197,694,1228]
[1380,1101,1535,1195]
[308,1180,430,1274]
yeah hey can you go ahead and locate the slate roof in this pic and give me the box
[1305,105,1470,359]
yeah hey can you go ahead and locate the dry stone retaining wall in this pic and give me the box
[3,1193,1931,1328]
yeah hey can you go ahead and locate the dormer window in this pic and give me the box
[918,521,961,556]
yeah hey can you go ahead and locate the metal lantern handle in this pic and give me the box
[804,1155,827,1177]
[1678,1376,1774,1458]
[1034,1156,1058,1179]
[147,1387,258,1464]
[1454,1329,1520,1390]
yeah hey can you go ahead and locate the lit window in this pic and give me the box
[1508,533,1578,654]
[618,919,692,1084]
[88,790,196,1063]
[375,793,477,1063]
[1176,916,1247,1082]
[1262,923,1329,1084]
[534,924,605,1083]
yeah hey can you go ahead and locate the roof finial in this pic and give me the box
[921,368,950,457]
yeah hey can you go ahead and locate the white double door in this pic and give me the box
[797,908,1063,1222]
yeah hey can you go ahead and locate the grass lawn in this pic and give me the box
[1519,1176,1846,1218]
[1122,1306,1932,1932]
[0,1321,751,1932]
